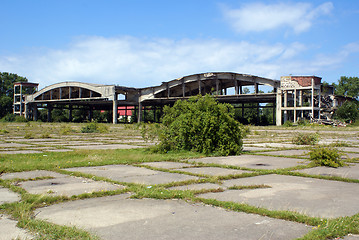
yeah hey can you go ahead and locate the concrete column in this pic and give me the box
[113,96,118,124]
[254,82,259,94]
[24,103,28,119]
[294,90,297,122]
[216,77,219,95]
[138,102,142,123]
[143,106,147,122]
[311,78,314,121]
[235,79,239,95]
[47,104,52,122]
[34,105,38,121]
[19,85,23,116]
[69,105,73,122]
[198,75,202,95]
[88,107,93,122]
[276,91,282,126]
[182,80,185,97]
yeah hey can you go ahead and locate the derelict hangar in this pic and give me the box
[14,72,326,126]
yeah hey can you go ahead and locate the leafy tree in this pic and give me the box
[153,95,245,156]
[334,100,359,122]
[0,72,28,118]
[333,76,359,100]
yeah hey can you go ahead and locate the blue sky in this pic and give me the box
[1,0,358,88]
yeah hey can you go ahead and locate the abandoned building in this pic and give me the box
[13,72,348,126]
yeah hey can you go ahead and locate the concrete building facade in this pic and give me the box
[14,72,346,126]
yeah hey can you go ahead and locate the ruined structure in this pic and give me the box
[13,72,348,125]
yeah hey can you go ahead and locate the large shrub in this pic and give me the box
[155,95,245,156]
[334,100,358,123]
[309,147,344,168]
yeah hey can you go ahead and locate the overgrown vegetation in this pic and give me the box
[309,146,344,168]
[292,132,319,145]
[81,121,109,133]
[144,95,246,156]
[334,100,359,123]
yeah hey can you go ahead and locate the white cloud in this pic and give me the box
[0,36,356,88]
[223,2,333,34]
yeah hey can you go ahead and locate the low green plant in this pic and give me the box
[24,132,34,139]
[0,113,15,122]
[40,132,51,138]
[297,119,310,126]
[309,147,344,168]
[15,115,28,122]
[81,122,109,133]
[59,125,76,135]
[292,132,319,145]
[0,129,9,134]
[283,121,294,127]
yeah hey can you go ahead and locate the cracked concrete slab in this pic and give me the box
[296,164,359,180]
[0,142,32,148]
[168,183,223,191]
[0,215,34,240]
[198,174,359,218]
[0,170,65,180]
[67,144,144,150]
[65,165,199,185]
[249,142,303,148]
[0,187,20,204]
[139,162,194,169]
[0,150,43,154]
[341,147,359,153]
[188,155,307,169]
[173,167,251,176]
[259,149,309,157]
[242,146,272,151]
[18,175,124,196]
[35,194,310,240]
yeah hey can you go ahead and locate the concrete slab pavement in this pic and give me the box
[139,162,194,169]
[173,167,251,176]
[0,215,34,240]
[259,149,309,157]
[168,183,223,191]
[198,174,359,218]
[296,164,359,180]
[188,155,307,170]
[67,144,143,150]
[0,187,20,204]
[18,175,124,196]
[65,165,199,185]
[35,194,311,240]
[0,170,65,180]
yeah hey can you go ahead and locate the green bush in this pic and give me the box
[150,95,245,156]
[309,147,344,168]
[292,132,319,145]
[81,121,109,133]
[1,113,15,122]
[334,100,358,123]
[283,121,294,127]
[60,125,76,135]
[15,115,28,122]
[297,119,310,126]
